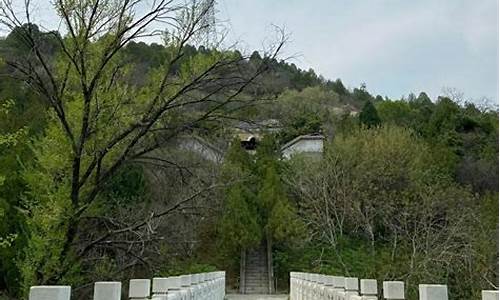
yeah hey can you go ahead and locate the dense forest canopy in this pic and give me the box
[0,1,497,299]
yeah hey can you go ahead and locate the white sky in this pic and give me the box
[4,0,499,104]
[219,0,499,104]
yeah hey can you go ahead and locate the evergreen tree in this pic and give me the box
[330,78,348,96]
[218,184,261,252]
[218,139,261,253]
[359,100,382,128]
[257,164,305,243]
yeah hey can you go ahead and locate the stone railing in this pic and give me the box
[290,272,499,300]
[29,271,225,300]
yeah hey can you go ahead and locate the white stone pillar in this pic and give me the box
[152,278,170,300]
[321,275,334,300]
[29,286,71,300]
[167,276,183,300]
[216,271,224,300]
[215,272,223,300]
[360,279,377,300]
[129,279,151,300]
[383,281,405,300]
[418,285,448,300]
[301,273,308,300]
[192,274,202,300]
[345,277,359,298]
[320,274,330,300]
[482,290,499,300]
[290,272,296,300]
[179,275,192,300]
[222,271,226,299]
[306,273,313,300]
[299,273,306,300]
[94,282,121,300]
[327,276,345,300]
[313,273,323,300]
[207,273,215,300]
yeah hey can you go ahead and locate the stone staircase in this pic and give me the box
[244,244,269,294]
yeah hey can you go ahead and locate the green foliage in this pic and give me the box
[218,184,262,252]
[218,139,261,253]
[270,87,338,143]
[0,16,497,299]
[0,100,33,295]
[359,100,381,128]
[376,100,413,127]
[218,135,305,257]
[376,94,498,194]
[101,165,147,207]
[285,125,497,299]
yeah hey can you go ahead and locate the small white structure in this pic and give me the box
[280,135,325,159]
[177,135,224,163]
[94,282,121,300]
[482,290,499,300]
[29,286,71,300]
[419,284,448,300]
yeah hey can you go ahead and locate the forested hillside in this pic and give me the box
[0,2,497,299]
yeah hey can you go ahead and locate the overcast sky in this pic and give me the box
[12,0,500,104]
[219,0,499,104]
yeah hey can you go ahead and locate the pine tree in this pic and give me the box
[218,139,260,253]
[218,184,261,252]
[257,164,305,242]
[359,100,382,128]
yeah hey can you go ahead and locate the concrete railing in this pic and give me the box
[290,272,499,300]
[29,271,225,300]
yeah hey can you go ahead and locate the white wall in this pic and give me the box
[282,139,323,159]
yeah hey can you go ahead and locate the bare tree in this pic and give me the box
[0,0,285,286]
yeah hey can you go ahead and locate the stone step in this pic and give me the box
[246,275,267,278]
[246,274,267,278]
[245,288,269,294]
[246,277,268,282]
[244,244,269,295]
[246,282,267,285]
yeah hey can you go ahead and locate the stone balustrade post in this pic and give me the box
[179,275,192,300]
[360,279,377,300]
[306,273,314,300]
[294,273,300,300]
[321,274,332,300]
[151,278,168,300]
[168,276,183,300]
[222,271,226,299]
[327,276,345,300]
[383,281,405,300]
[322,275,334,300]
[302,273,310,300]
[216,272,224,300]
[200,273,209,299]
[482,290,499,300]
[314,273,324,300]
[289,272,296,300]
[345,277,359,299]
[208,273,215,300]
[194,274,203,299]
[418,285,448,300]
[94,282,121,300]
[129,279,150,300]
[29,286,71,300]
